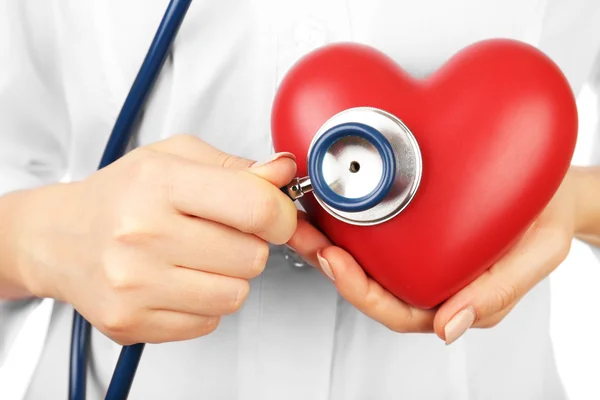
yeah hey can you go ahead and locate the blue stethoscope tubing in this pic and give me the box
[68,1,194,399]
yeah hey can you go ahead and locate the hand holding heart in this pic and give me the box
[288,167,580,344]
[273,39,582,344]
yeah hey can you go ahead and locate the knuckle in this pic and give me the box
[113,225,158,248]
[246,191,279,234]
[99,307,137,340]
[548,228,572,262]
[228,281,250,314]
[113,337,136,346]
[363,288,381,312]
[127,151,166,185]
[278,202,298,244]
[111,212,161,250]
[382,308,422,334]
[215,151,249,169]
[249,241,270,277]
[384,321,411,334]
[102,257,139,292]
[113,154,171,228]
[196,317,221,337]
[493,284,518,312]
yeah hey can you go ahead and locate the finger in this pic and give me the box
[287,211,332,268]
[147,134,256,169]
[475,299,517,329]
[151,214,269,279]
[110,311,220,345]
[148,266,250,317]
[317,246,435,333]
[246,152,297,188]
[434,223,571,344]
[296,210,310,221]
[148,134,298,186]
[166,158,297,244]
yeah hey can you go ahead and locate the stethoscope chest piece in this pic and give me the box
[307,107,422,226]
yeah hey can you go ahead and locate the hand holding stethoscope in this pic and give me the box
[62,0,423,396]
[44,134,296,395]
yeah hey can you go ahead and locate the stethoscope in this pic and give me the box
[69,1,422,399]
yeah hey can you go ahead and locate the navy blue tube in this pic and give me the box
[69,309,92,400]
[99,0,194,167]
[69,1,194,400]
[104,344,146,400]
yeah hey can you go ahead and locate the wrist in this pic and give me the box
[0,190,37,298]
[0,183,77,299]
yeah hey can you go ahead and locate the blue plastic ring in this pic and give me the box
[308,122,396,213]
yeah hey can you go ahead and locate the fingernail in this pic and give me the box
[317,251,335,281]
[444,307,477,345]
[251,152,296,168]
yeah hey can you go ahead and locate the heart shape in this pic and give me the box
[271,39,578,309]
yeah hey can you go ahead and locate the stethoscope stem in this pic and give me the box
[281,176,313,201]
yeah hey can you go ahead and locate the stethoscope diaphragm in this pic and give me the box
[282,107,423,226]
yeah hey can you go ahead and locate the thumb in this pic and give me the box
[147,134,297,187]
[247,152,297,188]
[433,223,569,345]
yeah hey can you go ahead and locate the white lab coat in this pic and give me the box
[1,0,600,399]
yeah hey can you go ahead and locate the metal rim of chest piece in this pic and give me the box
[307,107,423,226]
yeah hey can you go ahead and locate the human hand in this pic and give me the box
[10,134,298,345]
[287,212,437,334]
[288,168,581,343]
[433,169,577,344]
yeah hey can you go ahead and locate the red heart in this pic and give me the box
[271,39,578,309]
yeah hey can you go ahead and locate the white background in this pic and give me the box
[550,83,600,400]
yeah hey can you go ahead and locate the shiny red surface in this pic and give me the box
[271,39,578,309]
